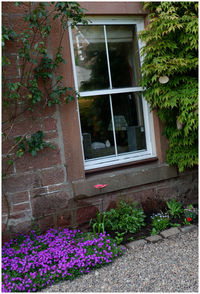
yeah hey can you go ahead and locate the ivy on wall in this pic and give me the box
[2,2,87,177]
[139,2,198,172]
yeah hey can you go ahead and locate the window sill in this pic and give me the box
[72,162,178,199]
[85,156,158,175]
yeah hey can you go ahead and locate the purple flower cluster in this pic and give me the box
[2,228,123,292]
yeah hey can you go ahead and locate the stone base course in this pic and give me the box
[146,235,163,243]
[126,239,147,249]
[160,227,180,238]
[125,225,197,250]
[180,225,197,233]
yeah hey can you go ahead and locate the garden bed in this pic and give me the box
[106,212,198,245]
[2,199,198,292]
[89,200,198,246]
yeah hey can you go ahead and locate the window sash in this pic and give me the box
[68,17,156,170]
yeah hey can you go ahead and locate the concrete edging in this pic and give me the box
[126,225,197,250]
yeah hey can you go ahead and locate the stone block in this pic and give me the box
[2,223,7,232]
[180,225,197,233]
[30,187,47,198]
[2,55,19,78]
[160,227,180,238]
[12,203,30,213]
[146,235,163,243]
[2,195,9,215]
[41,167,65,186]
[126,239,147,249]
[8,191,29,204]
[76,205,98,225]
[2,2,29,14]
[156,185,179,201]
[9,212,27,220]
[2,233,11,244]
[15,145,61,172]
[2,158,15,175]
[43,118,57,131]
[37,215,55,233]
[9,220,32,234]
[43,131,58,140]
[9,118,42,137]
[31,191,70,218]
[57,210,72,228]
[3,172,40,193]
[48,184,67,193]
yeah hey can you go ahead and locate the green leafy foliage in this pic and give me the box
[166,199,183,218]
[114,231,126,245]
[151,212,170,235]
[2,2,87,177]
[139,2,198,171]
[15,131,55,157]
[89,211,106,235]
[104,200,146,234]
[184,204,198,221]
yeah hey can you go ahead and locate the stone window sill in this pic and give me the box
[72,162,178,199]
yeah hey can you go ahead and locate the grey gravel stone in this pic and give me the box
[42,228,198,293]
[126,239,147,249]
[160,227,180,238]
[146,234,163,243]
[180,225,197,233]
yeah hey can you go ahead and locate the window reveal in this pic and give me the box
[70,19,155,169]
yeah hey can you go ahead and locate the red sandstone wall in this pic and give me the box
[2,2,74,241]
[2,2,197,243]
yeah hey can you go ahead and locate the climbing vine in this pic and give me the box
[2,2,87,177]
[139,2,198,172]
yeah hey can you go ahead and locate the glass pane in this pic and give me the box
[79,95,115,160]
[72,25,109,91]
[106,25,141,88]
[111,92,146,154]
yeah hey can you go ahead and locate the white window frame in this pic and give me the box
[69,16,156,170]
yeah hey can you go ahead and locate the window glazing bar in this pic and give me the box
[109,94,118,156]
[104,25,113,89]
[79,86,143,97]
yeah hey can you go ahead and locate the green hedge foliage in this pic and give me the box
[139,2,198,172]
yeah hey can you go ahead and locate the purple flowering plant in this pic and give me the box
[2,228,124,292]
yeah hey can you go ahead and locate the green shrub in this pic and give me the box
[104,200,146,234]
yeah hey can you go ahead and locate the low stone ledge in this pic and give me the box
[126,239,147,249]
[72,163,178,198]
[146,235,163,243]
[180,225,197,233]
[160,227,180,238]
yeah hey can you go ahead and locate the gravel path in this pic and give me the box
[43,228,198,292]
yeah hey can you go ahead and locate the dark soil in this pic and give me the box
[105,212,198,245]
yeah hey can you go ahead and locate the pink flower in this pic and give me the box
[94,184,108,190]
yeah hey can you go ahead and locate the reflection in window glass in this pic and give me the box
[106,25,141,88]
[110,92,146,154]
[72,25,109,91]
[71,21,150,165]
[79,96,115,160]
